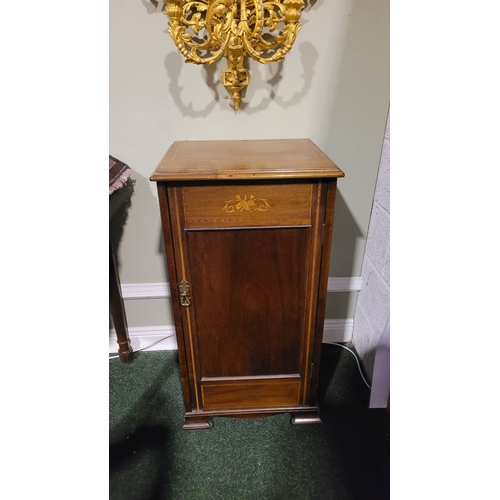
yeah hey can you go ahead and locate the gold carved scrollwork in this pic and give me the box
[223,194,271,213]
[163,0,305,109]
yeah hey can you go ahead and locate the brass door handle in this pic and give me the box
[179,278,191,307]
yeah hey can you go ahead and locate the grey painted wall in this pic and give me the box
[109,0,389,329]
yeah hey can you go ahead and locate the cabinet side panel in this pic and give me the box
[298,182,327,404]
[156,183,193,411]
[309,179,338,405]
[186,228,310,378]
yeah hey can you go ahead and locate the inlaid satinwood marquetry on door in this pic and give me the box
[150,139,344,429]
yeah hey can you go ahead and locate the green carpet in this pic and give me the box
[109,344,389,499]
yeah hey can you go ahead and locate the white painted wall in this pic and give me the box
[109,0,389,331]
[352,109,390,381]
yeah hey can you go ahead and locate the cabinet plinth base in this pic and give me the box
[183,415,212,430]
[182,407,322,429]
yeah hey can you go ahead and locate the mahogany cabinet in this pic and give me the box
[150,139,344,429]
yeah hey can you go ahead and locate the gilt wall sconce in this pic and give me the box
[163,0,305,110]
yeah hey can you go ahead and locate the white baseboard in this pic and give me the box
[327,276,363,292]
[120,277,362,300]
[109,325,178,353]
[121,282,171,299]
[109,319,353,353]
[322,318,354,343]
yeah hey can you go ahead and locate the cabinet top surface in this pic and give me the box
[150,139,345,182]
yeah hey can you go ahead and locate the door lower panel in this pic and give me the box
[201,376,301,410]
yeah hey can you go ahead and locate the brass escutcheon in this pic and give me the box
[179,278,191,307]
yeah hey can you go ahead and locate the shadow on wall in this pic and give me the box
[111,168,171,285]
[330,189,363,278]
[128,170,171,285]
[163,42,318,116]
[140,0,323,115]
[109,178,135,330]
[155,198,168,281]
[164,52,219,118]
[110,178,135,271]
[244,42,318,113]
[324,190,363,319]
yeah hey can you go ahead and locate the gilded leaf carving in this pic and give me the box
[162,0,305,109]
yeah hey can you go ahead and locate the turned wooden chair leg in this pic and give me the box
[109,240,133,363]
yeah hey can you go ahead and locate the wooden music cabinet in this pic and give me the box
[150,139,344,429]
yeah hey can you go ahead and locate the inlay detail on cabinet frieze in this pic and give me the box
[223,194,271,213]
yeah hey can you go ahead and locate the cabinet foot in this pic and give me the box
[290,411,322,425]
[183,415,212,430]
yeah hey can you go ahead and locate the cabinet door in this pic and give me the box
[166,180,326,412]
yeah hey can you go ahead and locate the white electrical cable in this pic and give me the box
[109,335,175,360]
[324,342,371,389]
[109,338,371,391]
